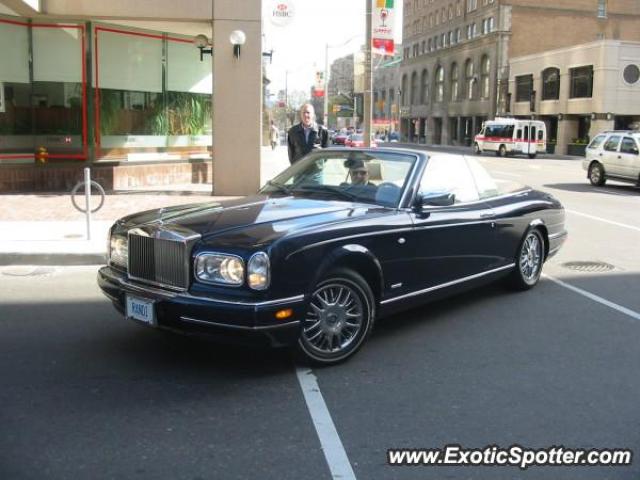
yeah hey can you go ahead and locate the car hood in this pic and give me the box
[119,195,390,248]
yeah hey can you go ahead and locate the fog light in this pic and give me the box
[275,309,293,320]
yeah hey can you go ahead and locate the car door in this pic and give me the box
[406,155,496,292]
[601,135,622,175]
[617,136,640,179]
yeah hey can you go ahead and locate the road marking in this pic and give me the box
[493,170,522,177]
[544,274,640,321]
[296,367,356,480]
[566,209,640,233]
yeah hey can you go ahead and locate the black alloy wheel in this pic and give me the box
[498,144,507,157]
[508,228,545,290]
[589,162,606,186]
[297,269,375,365]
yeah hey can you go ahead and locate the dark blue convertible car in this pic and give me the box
[98,148,566,365]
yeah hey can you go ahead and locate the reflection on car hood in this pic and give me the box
[119,195,389,247]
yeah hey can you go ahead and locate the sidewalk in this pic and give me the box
[0,146,290,266]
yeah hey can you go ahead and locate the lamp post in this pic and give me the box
[396,88,401,136]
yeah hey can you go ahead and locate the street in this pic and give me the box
[1,154,639,480]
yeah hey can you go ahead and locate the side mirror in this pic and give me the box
[415,191,455,208]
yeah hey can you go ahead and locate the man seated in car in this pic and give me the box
[341,158,378,201]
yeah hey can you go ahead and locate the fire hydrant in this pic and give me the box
[35,146,49,164]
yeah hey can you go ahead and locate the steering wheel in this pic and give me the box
[375,182,402,206]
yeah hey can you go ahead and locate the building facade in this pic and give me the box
[400,0,640,153]
[373,55,402,134]
[0,0,263,195]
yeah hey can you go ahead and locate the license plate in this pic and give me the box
[126,295,156,326]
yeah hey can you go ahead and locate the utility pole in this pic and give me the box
[284,70,288,132]
[323,44,329,128]
[364,0,372,147]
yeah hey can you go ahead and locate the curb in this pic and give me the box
[0,252,106,266]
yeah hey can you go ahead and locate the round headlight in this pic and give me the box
[109,235,128,268]
[248,252,270,290]
[220,257,244,284]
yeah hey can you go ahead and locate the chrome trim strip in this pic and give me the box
[399,153,424,208]
[180,316,301,331]
[413,220,491,231]
[380,263,516,305]
[101,268,305,307]
[286,227,414,260]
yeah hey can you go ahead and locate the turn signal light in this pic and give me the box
[275,309,293,320]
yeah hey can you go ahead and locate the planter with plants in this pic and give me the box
[567,138,588,156]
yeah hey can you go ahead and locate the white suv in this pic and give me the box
[582,131,640,186]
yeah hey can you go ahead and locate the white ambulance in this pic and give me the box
[473,118,547,159]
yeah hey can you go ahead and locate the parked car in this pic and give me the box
[582,130,640,186]
[345,133,378,148]
[332,133,348,145]
[388,132,400,142]
[98,148,567,365]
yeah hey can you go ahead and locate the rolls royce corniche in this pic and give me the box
[98,148,567,365]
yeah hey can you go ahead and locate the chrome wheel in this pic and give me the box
[303,283,363,354]
[297,270,374,365]
[519,231,542,284]
[589,162,606,186]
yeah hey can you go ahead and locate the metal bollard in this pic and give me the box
[84,167,91,240]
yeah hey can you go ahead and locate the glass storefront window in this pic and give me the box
[95,26,212,156]
[1,19,85,158]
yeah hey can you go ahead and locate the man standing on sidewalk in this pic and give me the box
[287,103,329,164]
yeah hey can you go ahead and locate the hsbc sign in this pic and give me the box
[270,0,295,27]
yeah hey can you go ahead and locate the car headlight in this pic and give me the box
[109,234,128,268]
[195,253,245,286]
[247,252,270,290]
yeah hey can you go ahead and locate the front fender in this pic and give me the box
[307,244,384,302]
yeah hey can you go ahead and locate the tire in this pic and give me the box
[528,153,537,159]
[588,162,606,186]
[508,229,545,291]
[473,142,481,155]
[296,269,375,366]
[498,144,507,157]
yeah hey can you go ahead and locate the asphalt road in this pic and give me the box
[1,154,639,480]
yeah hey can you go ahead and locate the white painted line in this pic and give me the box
[296,367,357,480]
[543,274,640,321]
[565,209,640,233]
[493,170,522,177]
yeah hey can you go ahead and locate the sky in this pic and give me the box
[262,0,403,97]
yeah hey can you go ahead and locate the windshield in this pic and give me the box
[260,151,418,207]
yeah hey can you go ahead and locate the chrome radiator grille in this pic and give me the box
[128,233,188,290]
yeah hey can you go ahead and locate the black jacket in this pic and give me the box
[287,123,329,164]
